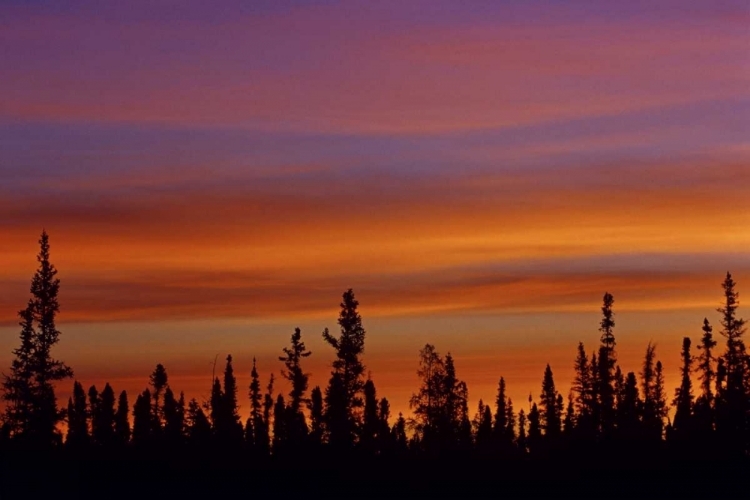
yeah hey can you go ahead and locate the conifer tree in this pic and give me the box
[572,343,592,424]
[88,385,100,445]
[248,358,264,450]
[392,413,408,454]
[93,383,116,448]
[540,364,561,439]
[517,409,527,454]
[475,402,493,452]
[308,386,324,447]
[115,390,131,445]
[695,319,717,433]
[563,393,575,435]
[672,337,694,436]
[65,381,89,450]
[163,388,185,447]
[377,397,392,454]
[258,374,274,455]
[715,273,747,451]
[598,292,617,436]
[279,329,312,446]
[272,394,287,454]
[132,389,152,446]
[493,377,509,445]
[505,398,516,445]
[527,403,541,454]
[186,398,211,450]
[322,289,367,447]
[362,379,379,453]
[149,364,168,435]
[2,231,73,447]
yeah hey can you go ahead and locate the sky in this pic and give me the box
[1,0,749,421]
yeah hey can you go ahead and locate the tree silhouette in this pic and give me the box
[322,289,367,449]
[308,385,324,447]
[672,337,694,437]
[148,364,168,437]
[1,231,73,448]
[715,272,747,455]
[598,292,617,436]
[65,381,88,450]
[114,390,131,446]
[248,357,265,452]
[132,389,152,447]
[279,328,312,448]
[92,383,117,448]
[540,364,561,441]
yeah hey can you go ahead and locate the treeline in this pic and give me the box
[1,232,749,468]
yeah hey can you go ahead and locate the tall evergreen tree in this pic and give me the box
[527,403,541,454]
[88,385,100,445]
[65,381,88,450]
[115,390,131,445]
[672,337,694,436]
[308,386,324,447]
[377,397,392,455]
[715,272,747,452]
[598,292,617,436]
[186,398,211,450]
[279,328,312,446]
[517,409,527,454]
[1,231,73,447]
[695,319,717,434]
[493,377,509,445]
[361,379,379,453]
[149,364,168,435]
[163,388,185,448]
[248,358,264,450]
[272,394,287,454]
[572,343,592,423]
[540,364,561,439]
[132,389,152,446]
[322,289,367,447]
[92,383,116,448]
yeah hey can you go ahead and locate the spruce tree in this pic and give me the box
[272,394,287,454]
[672,337,694,436]
[540,364,561,439]
[88,385,100,445]
[65,381,89,450]
[163,388,185,448]
[186,398,211,451]
[149,364,168,435]
[377,397,392,454]
[132,389,152,446]
[362,379,379,453]
[1,231,73,447]
[598,292,616,436]
[572,343,592,424]
[308,386,324,447]
[279,328,312,446]
[115,390,131,446]
[695,319,717,434]
[527,403,541,454]
[493,377,509,446]
[517,409,527,454]
[248,358,264,450]
[322,289,367,447]
[93,383,117,448]
[715,272,747,451]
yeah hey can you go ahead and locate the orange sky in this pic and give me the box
[1,0,749,423]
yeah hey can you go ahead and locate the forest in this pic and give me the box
[1,232,749,495]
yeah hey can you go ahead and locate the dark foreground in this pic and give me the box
[1,453,746,499]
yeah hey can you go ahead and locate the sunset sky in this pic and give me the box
[1,0,749,421]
